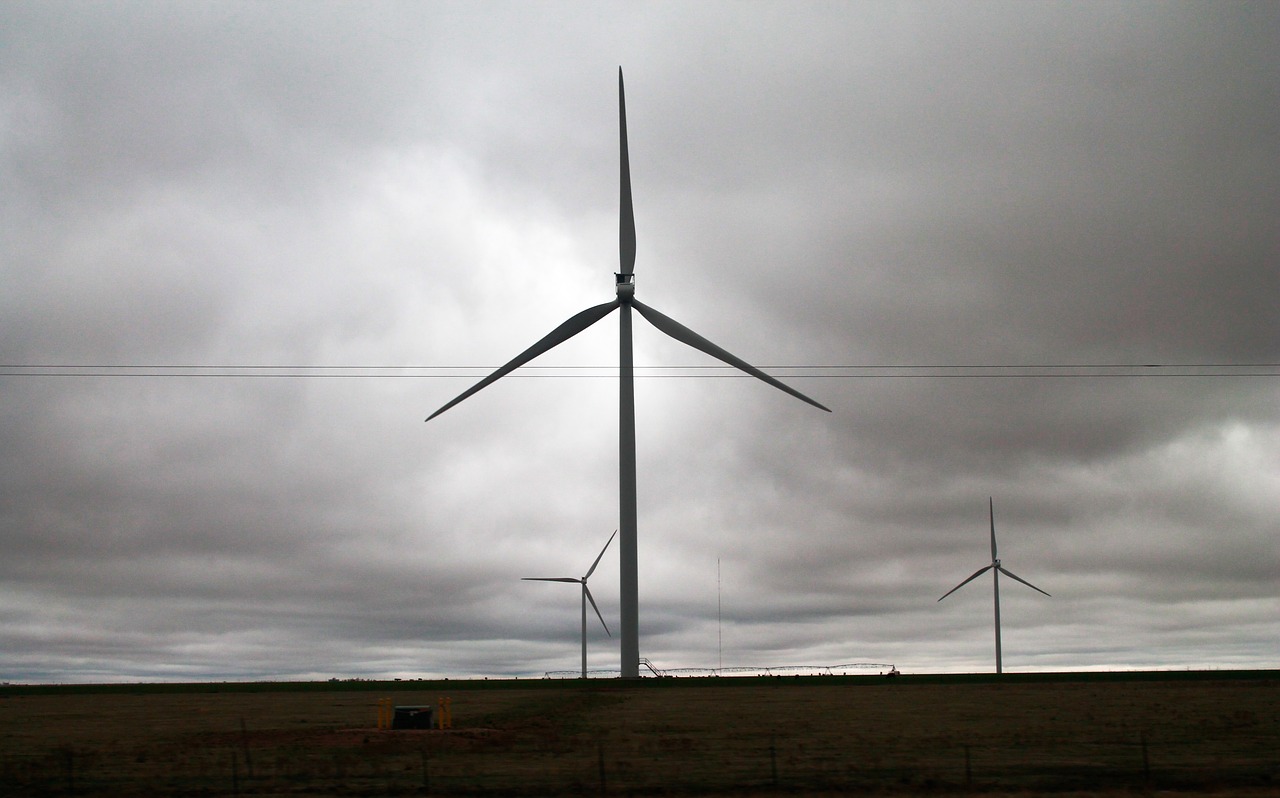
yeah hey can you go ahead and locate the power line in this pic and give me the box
[2,364,1277,378]
[10,366,1280,371]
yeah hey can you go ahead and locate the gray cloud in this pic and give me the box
[1,1,1277,682]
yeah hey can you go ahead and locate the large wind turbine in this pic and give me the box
[938,498,1050,674]
[523,530,616,678]
[427,69,830,678]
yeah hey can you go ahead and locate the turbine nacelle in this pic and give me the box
[615,272,635,299]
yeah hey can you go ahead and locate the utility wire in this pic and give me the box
[2,364,1277,378]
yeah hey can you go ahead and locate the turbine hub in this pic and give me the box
[615,272,635,299]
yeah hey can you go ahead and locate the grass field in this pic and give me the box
[2,671,1277,796]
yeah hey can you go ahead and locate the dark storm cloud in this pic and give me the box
[636,4,1280,365]
[1,1,1276,682]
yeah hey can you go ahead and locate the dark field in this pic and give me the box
[2,671,1277,796]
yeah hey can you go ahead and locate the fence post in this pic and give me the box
[769,735,778,788]
[597,742,607,796]
[240,717,254,778]
[964,744,972,786]
[1140,733,1150,782]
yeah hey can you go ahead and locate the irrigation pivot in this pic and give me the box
[427,69,830,678]
[938,497,1050,673]
[523,530,616,679]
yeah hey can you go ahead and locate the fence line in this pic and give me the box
[3,729,1275,795]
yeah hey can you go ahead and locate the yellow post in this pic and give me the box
[437,696,452,729]
[377,698,392,730]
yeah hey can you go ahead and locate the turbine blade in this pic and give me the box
[584,529,617,579]
[618,68,636,276]
[989,497,998,562]
[997,566,1050,597]
[426,300,621,421]
[937,565,993,602]
[584,583,611,636]
[631,299,831,412]
[522,577,581,583]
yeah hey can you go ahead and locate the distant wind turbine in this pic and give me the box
[523,530,616,678]
[427,69,830,678]
[938,498,1050,674]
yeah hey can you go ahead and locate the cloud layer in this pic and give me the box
[2,1,1277,681]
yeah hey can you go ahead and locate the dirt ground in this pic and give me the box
[2,673,1277,796]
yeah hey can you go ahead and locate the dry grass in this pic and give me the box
[1,673,1277,796]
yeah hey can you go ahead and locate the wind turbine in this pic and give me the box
[523,530,616,678]
[938,497,1050,674]
[427,69,830,678]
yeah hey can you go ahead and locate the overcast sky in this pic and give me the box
[2,1,1277,682]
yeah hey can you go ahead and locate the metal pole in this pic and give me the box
[619,301,639,678]
[993,568,1003,674]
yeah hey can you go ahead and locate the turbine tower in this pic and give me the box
[523,530,616,679]
[938,497,1050,674]
[427,69,830,678]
